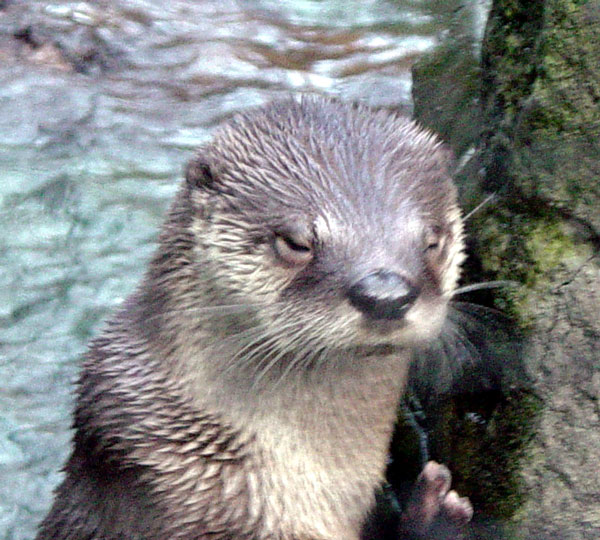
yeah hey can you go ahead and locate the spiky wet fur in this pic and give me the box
[37,97,465,540]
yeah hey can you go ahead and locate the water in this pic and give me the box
[0,1,485,537]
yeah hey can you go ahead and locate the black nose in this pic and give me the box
[347,270,419,320]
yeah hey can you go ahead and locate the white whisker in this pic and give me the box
[452,280,519,296]
[463,192,497,221]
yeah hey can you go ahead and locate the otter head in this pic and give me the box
[183,97,464,366]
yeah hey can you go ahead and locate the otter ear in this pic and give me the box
[185,152,215,190]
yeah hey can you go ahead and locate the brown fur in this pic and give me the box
[36,97,464,540]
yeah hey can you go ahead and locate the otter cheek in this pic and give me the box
[404,300,447,343]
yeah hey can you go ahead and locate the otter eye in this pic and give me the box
[273,233,313,266]
[424,226,442,253]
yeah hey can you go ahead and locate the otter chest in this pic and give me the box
[250,422,383,540]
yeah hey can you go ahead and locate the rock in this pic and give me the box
[411,1,600,538]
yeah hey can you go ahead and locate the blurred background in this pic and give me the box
[0,1,489,538]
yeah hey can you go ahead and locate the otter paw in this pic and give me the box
[397,461,472,539]
[439,488,473,528]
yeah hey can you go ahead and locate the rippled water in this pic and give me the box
[0,1,486,537]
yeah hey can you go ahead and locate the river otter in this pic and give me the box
[37,96,471,539]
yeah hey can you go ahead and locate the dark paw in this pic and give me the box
[397,461,472,539]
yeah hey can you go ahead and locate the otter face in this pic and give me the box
[186,97,464,358]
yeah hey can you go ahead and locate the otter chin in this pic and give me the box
[36,96,470,540]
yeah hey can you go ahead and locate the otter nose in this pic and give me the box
[347,270,419,321]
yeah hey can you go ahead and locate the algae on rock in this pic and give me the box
[409,0,600,538]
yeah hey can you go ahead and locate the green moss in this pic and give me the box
[525,221,581,273]
[483,0,600,226]
[473,207,593,325]
[478,214,581,286]
[412,39,482,156]
[482,0,544,118]
[412,1,599,535]
[428,390,542,525]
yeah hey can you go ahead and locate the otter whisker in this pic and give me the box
[299,343,328,373]
[251,335,300,383]
[148,301,276,322]
[227,319,304,377]
[274,318,330,384]
[452,280,519,296]
[463,192,497,221]
[449,300,513,325]
[277,338,320,380]
[216,323,268,347]
[250,313,329,388]
[411,299,520,401]
[251,345,291,388]
[226,332,278,369]
[443,321,483,369]
[222,313,296,353]
[312,345,332,372]
[212,330,273,378]
[274,347,316,388]
[250,320,318,385]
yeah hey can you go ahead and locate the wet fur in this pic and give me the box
[37,97,465,540]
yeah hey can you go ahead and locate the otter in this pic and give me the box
[36,96,472,540]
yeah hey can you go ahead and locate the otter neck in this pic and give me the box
[172,329,411,458]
